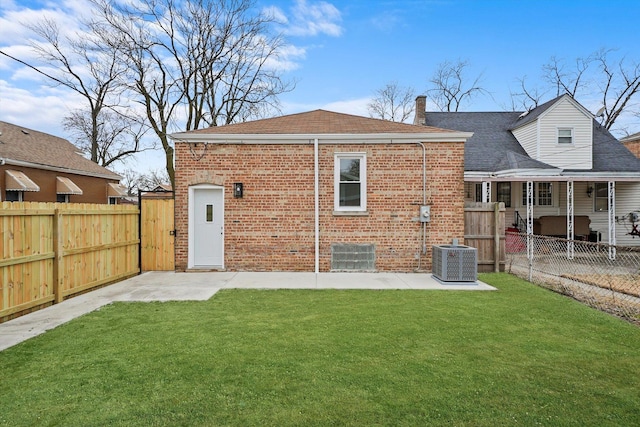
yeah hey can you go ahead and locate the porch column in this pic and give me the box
[526,180,534,262]
[482,181,491,203]
[608,181,616,260]
[566,181,574,259]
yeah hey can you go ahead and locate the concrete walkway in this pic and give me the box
[0,271,494,352]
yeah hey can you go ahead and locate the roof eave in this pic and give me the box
[169,132,473,144]
[2,158,122,181]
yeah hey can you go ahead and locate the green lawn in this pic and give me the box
[1,273,639,426]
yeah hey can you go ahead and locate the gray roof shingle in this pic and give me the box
[424,106,640,174]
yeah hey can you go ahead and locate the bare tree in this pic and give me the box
[427,60,487,112]
[26,17,147,166]
[367,81,415,122]
[509,76,547,111]
[514,49,640,131]
[543,54,593,97]
[63,110,149,168]
[594,49,640,130]
[119,168,171,195]
[91,0,293,186]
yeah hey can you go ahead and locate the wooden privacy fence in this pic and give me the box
[1,202,139,322]
[140,195,175,271]
[464,202,506,272]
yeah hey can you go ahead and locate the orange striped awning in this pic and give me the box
[5,170,40,192]
[107,183,128,198]
[56,176,83,195]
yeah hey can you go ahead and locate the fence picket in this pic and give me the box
[0,202,140,322]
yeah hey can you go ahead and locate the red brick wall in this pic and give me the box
[174,141,465,272]
[623,140,640,159]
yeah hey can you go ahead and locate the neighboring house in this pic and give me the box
[0,121,127,204]
[170,110,472,272]
[621,132,640,159]
[417,94,640,247]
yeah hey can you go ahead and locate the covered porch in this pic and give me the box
[464,175,640,253]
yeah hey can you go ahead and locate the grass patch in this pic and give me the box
[1,273,639,426]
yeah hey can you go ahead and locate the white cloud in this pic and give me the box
[277,0,343,37]
[266,44,307,72]
[321,97,371,116]
[282,96,371,117]
[0,79,84,134]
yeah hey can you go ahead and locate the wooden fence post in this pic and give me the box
[494,202,500,273]
[52,209,63,304]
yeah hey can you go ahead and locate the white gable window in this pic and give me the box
[335,153,366,212]
[557,128,573,144]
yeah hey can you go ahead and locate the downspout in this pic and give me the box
[314,138,319,274]
[417,142,427,270]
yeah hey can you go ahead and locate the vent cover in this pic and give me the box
[432,244,477,282]
[331,244,375,271]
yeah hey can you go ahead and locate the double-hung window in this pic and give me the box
[335,153,366,212]
[594,182,608,211]
[557,128,573,144]
[497,182,511,207]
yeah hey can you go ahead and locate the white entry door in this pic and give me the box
[192,188,224,267]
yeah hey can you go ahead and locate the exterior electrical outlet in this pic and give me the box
[419,205,431,222]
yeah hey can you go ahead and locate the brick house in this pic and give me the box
[0,121,127,203]
[621,132,640,159]
[171,110,471,272]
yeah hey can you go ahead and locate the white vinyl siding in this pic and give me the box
[537,97,592,169]
[512,122,538,159]
[507,181,640,246]
[590,182,640,246]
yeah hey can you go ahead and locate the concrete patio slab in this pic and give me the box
[0,271,495,352]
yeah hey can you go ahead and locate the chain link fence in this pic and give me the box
[506,232,640,325]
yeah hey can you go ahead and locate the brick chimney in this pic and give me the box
[413,95,426,125]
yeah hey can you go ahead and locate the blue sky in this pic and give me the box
[1,0,639,174]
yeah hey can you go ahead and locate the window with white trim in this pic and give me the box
[5,191,23,202]
[335,153,366,211]
[594,182,608,211]
[557,128,573,144]
[521,182,553,206]
[497,182,511,207]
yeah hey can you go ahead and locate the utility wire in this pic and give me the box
[0,49,78,93]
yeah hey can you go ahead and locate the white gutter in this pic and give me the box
[169,132,473,144]
[314,138,319,274]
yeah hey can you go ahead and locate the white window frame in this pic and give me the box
[594,182,608,212]
[557,128,574,144]
[521,182,554,207]
[5,190,23,202]
[334,152,367,212]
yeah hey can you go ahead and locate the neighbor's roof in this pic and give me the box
[423,111,545,173]
[620,131,640,143]
[424,110,640,174]
[171,109,468,141]
[0,121,121,180]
